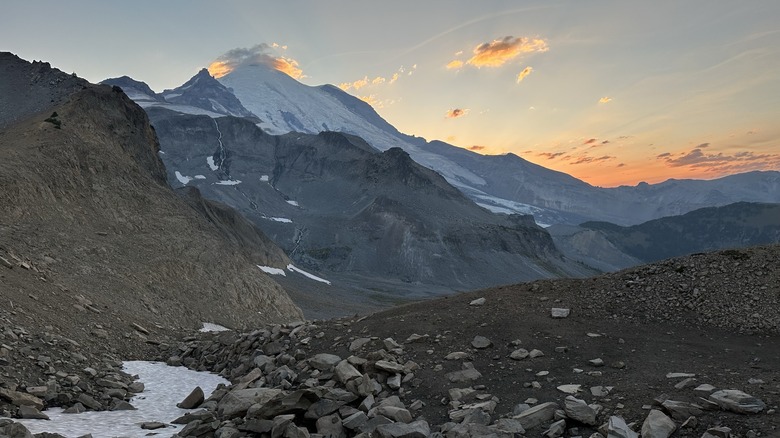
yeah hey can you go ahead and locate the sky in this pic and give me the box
[2,1,779,187]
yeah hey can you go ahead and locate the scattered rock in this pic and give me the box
[177,386,205,409]
[512,401,558,430]
[471,336,492,349]
[551,308,570,318]
[17,405,49,420]
[469,298,486,306]
[640,409,676,438]
[563,395,597,425]
[709,389,765,414]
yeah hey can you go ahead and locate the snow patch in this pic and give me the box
[200,322,230,332]
[267,217,292,223]
[288,264,331,285]
[215,180,242,186]
[260,175,270,182]
[286,200,299,207]
[174,171,192,185]
[194,175,206,179]
[11,361,228,438]
[257,265,287,276]
[207,156,218,171]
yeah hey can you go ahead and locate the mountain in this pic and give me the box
[102,69,257,119]
[215,63,780,226]
[578,202,780,263]
[147,107,595,311]
[0,53,302,354]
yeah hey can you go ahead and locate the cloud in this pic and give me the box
[470,145,487,151]
[446,108,470,119]
[372,76,386,85]
[446,60,464,70]
[583,138,598,145]
[570,155,616,165]
[516,66,533,83]
[658,147,780,174]
[389,72,400,84]
[339,76,370,91]
[359,95,382,108]
[466,36,548,68]
[697,142,710,148]
[537,151,566,160]
[208,43,304,79]
[602,140,610,144]
[599,96,612,104]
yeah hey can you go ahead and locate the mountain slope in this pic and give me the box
[147,107,595,304]
[579,202,780,263]
[0,53,302,355]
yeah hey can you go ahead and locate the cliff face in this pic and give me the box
[0,54,302,356]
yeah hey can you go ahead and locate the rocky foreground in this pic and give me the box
[2,245,778,438]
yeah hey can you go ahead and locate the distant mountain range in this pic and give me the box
[549,202,780,271]
[103,64,780,227]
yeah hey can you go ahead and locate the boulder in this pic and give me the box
[335,360,362,383]
[606,416,638,438]
[0,388,44,410]
[471,336,492,349]
[640,409,676,438]
[217,388,282,418]
[564,396,597,425]
[17,405,49,420]
[177,386,205,409]
[308,353,342,371]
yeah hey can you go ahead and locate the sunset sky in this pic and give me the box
[3,1,779,187]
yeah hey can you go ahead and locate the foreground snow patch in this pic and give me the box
[258,265,287,276]
[200,322,230,332]
[288,264,331,285]
[260,175,270,182]
[11,361,228,438]
[206,156,218,171]
[286,200,300,207]
[264,216,292,223]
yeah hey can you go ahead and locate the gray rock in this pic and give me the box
[350,338,372,352]
[701,426,731,438]
[529,349,545,358]
[342,411,369,430]
[708,389,765,414]
[128,382,145,393]
[304,399,342,419]
[0,420,34,438]
[284,423,311,438]
[551,308,570,318]
[110,400,136,411]
[374,360,405,374]
[0,388,44,410]
[217,388,282,418]
[606,416,638,438]
[17,405,49,420]
[375,406,413,423]
[375,420,430,438]
[63,403,86,414]
[178,386,205,409]
[446,368,482,383]
[316,413,346,438]
[309,353,342,371]
[445,351,469,360]
[640,410,676,438]
[387,374,401,390]
[141,422,166,430]
[492,418,526,434]
[564,396,597,425]
[471,336,492,349]
[469,298,486,306]
[509,349,529,360]
[216,426,241,438]
[660,400,702,421]
[543,419,566,437]
[77,394,102,411]
[589,358,604,367]
[512,401,558,430]
[335,360,362,384]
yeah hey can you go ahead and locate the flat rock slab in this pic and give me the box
[471,336,492,349]
[709,389,765,414]
[551,308,570,318]
[512,401,558,430]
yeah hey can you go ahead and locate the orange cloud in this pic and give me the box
[516,66,533,83]
[339,76,370,91]
[446,108,470,119]
[467,36,548,68]
[583,138,597,145]
[470,145,486,151]
[372,76,386,85]
[389,72,400,84]
[599,96,612,104]
[446,60,464,70]
[658,147,780,173]
[208,43,304,79]
[359,95,382,108]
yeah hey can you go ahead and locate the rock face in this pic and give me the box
[147,107,595,313]
[0,53,302,355]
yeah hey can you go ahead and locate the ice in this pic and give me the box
[266,217,292,223]
[287,264,331,285]
[260,175,270,182]
[194,175,206,179]
[206,156,218,171]
[174,171,192,185]
[10,361,228,438]
[286,200,299,206]
[257,265,286,276]
[215,180,241,185]
[199,322,230,332]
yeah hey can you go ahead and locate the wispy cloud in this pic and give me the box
[339,76,370,91]
[446,60,464,70]
[570,155,615,165]
[537,151,566,160]
[470,145,487,151]
[599,96,612,104]
[446,108,470,119]
[208,43,304,79]
[516,66,533,83]
[583,138,597,145]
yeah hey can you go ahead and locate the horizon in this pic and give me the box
[2,1,778,187]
